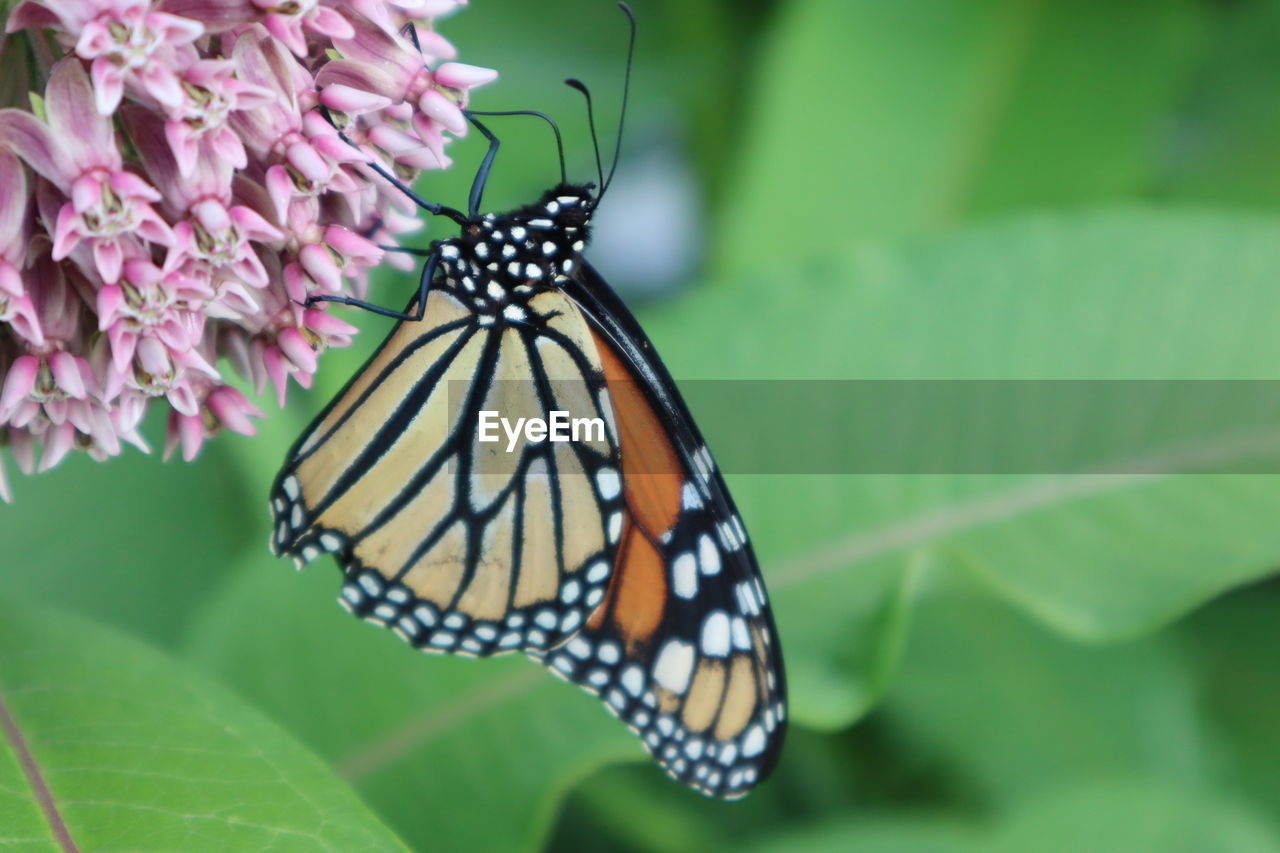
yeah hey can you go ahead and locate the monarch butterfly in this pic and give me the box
[269,4,785,798]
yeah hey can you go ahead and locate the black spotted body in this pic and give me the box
[437,185,594,328]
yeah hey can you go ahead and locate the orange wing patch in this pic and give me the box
[591,329,681,540]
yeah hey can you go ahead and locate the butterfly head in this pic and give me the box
[448,183,597,292]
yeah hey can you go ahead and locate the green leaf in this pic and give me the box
[0,600,407,852]
[1158,0,1280,210]
[184,553,640,853]
[740,782,1280,853]
[1,430,257,644]
[990,781,1280,853]
[1182,579,1280,819]
[886,593,1203,806]
[742,817,979,853]
[642,210,1280,639]
[716,0,1204,271]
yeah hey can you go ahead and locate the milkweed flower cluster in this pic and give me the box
[0,0,496,500]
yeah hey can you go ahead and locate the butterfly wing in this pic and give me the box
[533,263,787,798]
[270,283,625,656]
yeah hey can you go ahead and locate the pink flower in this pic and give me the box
[0,151,41,346]
[166,384,264,462]
[0,0,495,499]
[165,59,276,175]
[0,254,120,468]
[97,258,212,375]
[317,13,496,170]
[11,0,205,114]
[0,60,174,284]
[251,0,354,58]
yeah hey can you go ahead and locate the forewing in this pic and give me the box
[270,287,625,656]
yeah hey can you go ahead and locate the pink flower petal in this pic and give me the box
[165,120,200,176]
[309,7,354,40]
[97,284,124,329]
[299,243,342,292]
[109,171,162,202]
[262,345,290,407]
[434,62,498,90]
[263,12,308,57]
[136,208,177,246]
[93,239,124,284]
[152,11,205,45]
[166,410,205,461]
[318,83,394,114]
[39,422,76,471]
[286,141,331,183]
[71,174,104,213]
[277,327,317,374]
[156,0,257,33]
[50,204,83,260]
[208,385,262,435]
[89,58,126,116]
[0,355,38,414]
[210,128,249,169]
[49,352,86,399]
[394,147,444,171]
[283,263,309,303]
[333,17,418,76]
[141,63,185,109]
[9,428,35,474]
[0,109,66,187]
[230,206,283,242]
[325,225,381,264]
[265,164,295,222]
[168,382,200,418]
[109,326,138,374]
[47,59,120,167]
[304,308,358,338]
[418,88,467,136]
[6,1,60,32]
[0,151,28,245]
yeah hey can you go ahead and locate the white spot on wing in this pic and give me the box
[595,468,621,500]
[700,610,731,657]
[652,640,695,695]
[698,534,721,576]
[621,665,644,697]
[585,559,609,583]
[672,552,698,599]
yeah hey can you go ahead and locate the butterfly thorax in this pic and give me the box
[435,184,596,326]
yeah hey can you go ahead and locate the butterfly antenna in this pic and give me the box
[565,78,605,191]
[467,108,568,185]
[602,2,636,197]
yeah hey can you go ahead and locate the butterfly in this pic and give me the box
[269,4,785,799]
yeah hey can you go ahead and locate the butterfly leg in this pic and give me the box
[316,105,469,225]
[466,116,501,219]
[306,249,439,322]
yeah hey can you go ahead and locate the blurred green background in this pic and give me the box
[7,0,1280,850]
